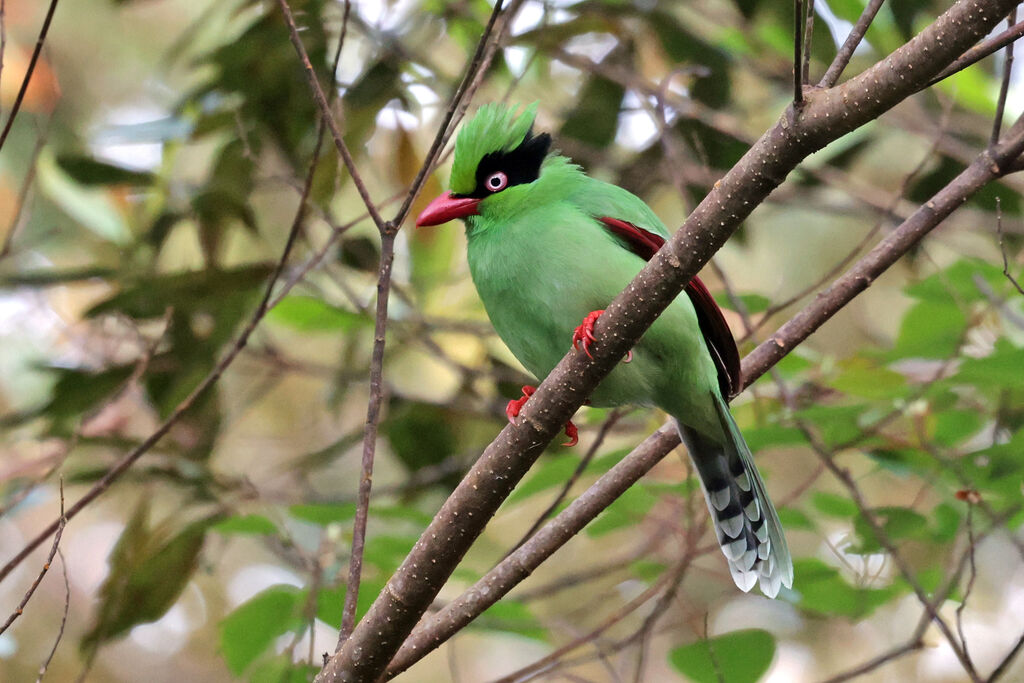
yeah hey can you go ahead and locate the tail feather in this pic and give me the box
[676,391,793,598]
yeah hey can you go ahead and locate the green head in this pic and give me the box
[416,103,554,227]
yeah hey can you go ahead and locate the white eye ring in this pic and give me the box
[485,171,508,192]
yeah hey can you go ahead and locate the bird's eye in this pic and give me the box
[485,171,508,192]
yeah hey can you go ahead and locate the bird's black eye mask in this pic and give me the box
[455,130,552,199]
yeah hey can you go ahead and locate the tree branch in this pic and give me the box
[0,0,59,153]
[819,0,885,87]
[321,2,1023,679]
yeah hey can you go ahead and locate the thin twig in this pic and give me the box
[820,0,885,87]
[989,629,1024,682]
[0,479,65,637]
[930,19,1024,86]
[802,0,815,85]
[955,503,978,670]
[794,0,805,104]
[338,231,395,644]
[993,10,1018,145]
[996,197,1024,296]
[276,0,387,231]
[35,548,69,683]
[0,0,59,153]
[390,0,509,229]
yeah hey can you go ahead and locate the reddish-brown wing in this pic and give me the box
[598,217,741,399]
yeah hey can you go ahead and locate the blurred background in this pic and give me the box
[1,0,1023,681]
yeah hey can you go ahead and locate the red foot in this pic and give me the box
[505,385,579,447]
[571,310,632,363]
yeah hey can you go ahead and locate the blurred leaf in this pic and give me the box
[474,600,548,641]
[669,629,775,683]
[89,264,271,320]
[42,364,134,427]
[268,295,372,332]
[249,656,319,683]
[56,154,155,186]
[559,50,626,148]
[82,503,220,653]
[812,491,858,518]
[889,298,967,360]
[714,292,771,314]
[507,454,582,505]
[220,585,303,676]
[382,399,459,483]
[289,502,357,525]
[851,507,928,553]
[955,340,1024,390]
[362,534,417,574]
[212,514,278,535]
[587,485,659,536]
[793,559,903,617]
[832,357,908,399]
[36,147,132,244]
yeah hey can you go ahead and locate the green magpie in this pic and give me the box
[416,103,793,598]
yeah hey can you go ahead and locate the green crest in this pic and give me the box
[449,103,539,194]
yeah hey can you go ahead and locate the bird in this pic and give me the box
[415,103,793,598]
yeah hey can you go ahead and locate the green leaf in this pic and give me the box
[832,357,908,400]
[889,298,967,360]
[82,504,219,653]
[713,292,771,314]
[507,454,581,506]
[851,507,928,553]
[559,63,625,148]
[955,340,1024,390]
[792,559,903,617]
[812,492,858,518]
[249,656,319,683]
[289,502,357,525]
[474,600,548,641]
[268,295,372,332]
[212,514,278,536]
[669,629,776,683]
[220,586,303,676]
[56,154,156,186]
[36,147,132,244]
[586,485,659,537]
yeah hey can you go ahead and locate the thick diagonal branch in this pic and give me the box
[321,2,1021,680]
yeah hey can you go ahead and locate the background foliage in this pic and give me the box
[1,0,1023,681]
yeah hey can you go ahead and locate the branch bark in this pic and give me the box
[320,2,1023,679]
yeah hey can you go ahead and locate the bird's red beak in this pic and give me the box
[415,192,480,227]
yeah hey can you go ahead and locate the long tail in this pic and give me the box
[676,391,793,598]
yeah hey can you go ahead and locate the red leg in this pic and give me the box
[505,384,579,447]
[572,309,633,363]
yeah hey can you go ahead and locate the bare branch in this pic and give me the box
[803,0,816,84]
[0,479,65,637]
[992,10,1018,144]
[34,548,68,683]
[931,17,1024,86]
[0,0,59,153]
[276,0,387,231]
[794,0,805,104]
[819,0,885,87]
[996,197,1024,296]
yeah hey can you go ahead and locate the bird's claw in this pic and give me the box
[505,385,536,422]
[505,384,579,447]
[571,309,633,363]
